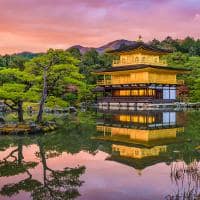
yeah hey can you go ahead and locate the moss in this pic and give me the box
[0,123,57,135]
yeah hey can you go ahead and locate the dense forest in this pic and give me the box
[0,36,200,121]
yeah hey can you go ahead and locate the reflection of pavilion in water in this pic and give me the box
[95,111,186,170]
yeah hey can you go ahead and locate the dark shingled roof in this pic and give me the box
[94,64,190,73]
[92,86,105,92]
[107,42,172,54]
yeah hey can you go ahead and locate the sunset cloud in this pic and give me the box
[0,0,199,54]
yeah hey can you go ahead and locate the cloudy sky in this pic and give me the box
[0,0,199,54]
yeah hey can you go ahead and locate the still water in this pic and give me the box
[0,110,200,200]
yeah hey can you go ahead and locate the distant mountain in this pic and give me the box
[68,39,136,54]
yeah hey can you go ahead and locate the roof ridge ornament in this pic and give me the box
[137,35,143,42]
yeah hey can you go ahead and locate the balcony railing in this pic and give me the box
[97,96,154,103]
[97,80,112,85]
[97,96,176,103]
[96,125,111,133]
[97,79,184,86]
[112,59,167,67]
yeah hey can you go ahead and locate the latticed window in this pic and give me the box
[131,90,138,96]
[139,89,145,96]
[135,57,139,62]
[119,90,131,96]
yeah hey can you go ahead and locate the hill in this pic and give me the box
[69,39,136,54]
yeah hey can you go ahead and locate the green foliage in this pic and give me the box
[25,49,86,108]
[151,36,200,56]
[64,93,77,105]
[79,49,113,84]
[166,53,200,101]
[68,47,82,60]
[0,69,39,102]
[0,55,32,70]
[0,68,40,121]
[166,52,189,67]
[46,96,69,108]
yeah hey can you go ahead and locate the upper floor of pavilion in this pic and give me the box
[108,36,171,67]
[94,37,190,86]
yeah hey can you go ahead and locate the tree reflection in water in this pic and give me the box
[0,138,86,200]
[165,161,200,200]
[0,138,40,197]
[32,140,85,200]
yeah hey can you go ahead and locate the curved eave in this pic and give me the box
[106,155,170,170]
[93,65,191,75]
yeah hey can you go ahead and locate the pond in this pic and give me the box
[0,110,200,200]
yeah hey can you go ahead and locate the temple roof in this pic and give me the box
[92,86,105,92]
[94,64,190,74]
[107,42,172,54]
[106,154,171,170]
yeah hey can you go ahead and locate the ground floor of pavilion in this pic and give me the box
[94,84,178,105]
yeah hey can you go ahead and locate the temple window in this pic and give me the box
[135,57,139,62]
[122,58,126,64]
[119,90,131,96]
[139,116,145,123]
[139,89,145,96]
[131,90,138,96]
[132,116,138,123]
[135,150,139,156]
[148,89,155,96]
[142,56,146,62]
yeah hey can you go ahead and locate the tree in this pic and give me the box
[159,36,180,51]
[166,52,200,102]
[67,47,82,60]
[149,36,200,56]
[0,54,30,70]
[25,49,86,123]
[180,37,196,55]
[0,68,39,122]
[79,50,113,84]
[150,38,160,46]
[166,52,189,66]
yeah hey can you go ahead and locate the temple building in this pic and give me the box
[93,37,190,108]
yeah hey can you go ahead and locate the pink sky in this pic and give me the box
[0,0,199,54]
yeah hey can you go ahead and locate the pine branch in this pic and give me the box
[4,100,18,111]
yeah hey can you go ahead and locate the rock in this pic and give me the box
[69,106,77,113]
[173,150,180,153]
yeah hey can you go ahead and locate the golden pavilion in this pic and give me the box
[94,37,189,107]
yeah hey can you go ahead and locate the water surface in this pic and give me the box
[0,110,200,200]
